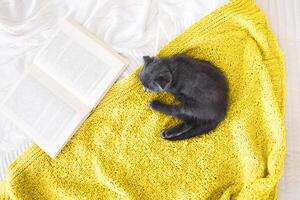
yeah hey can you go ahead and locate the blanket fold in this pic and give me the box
[0,0,285,199]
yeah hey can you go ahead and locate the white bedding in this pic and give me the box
[0,0,299,199]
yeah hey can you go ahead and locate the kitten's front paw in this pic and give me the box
[148,100,161,110]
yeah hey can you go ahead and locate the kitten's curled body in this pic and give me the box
[139,55,228,140]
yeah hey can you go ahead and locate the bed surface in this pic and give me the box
[0,0,299,199]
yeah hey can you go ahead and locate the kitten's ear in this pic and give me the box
[143,56,154,65]
[154,72,173,91]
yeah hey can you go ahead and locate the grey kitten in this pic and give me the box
[139,55,228,140]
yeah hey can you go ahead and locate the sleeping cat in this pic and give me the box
[139,55,228,140]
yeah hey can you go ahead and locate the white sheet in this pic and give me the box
[0,0,299,199]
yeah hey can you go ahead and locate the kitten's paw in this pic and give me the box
[149,100,160,110]
[160,130,172,139]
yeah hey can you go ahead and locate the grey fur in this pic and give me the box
[139,55,228,140]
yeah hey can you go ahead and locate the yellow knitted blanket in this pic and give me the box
[0,0,285,199]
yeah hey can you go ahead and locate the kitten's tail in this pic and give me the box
[165,120,220,141]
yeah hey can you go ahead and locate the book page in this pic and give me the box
[34,19,128,108]
[0,71,89,157]
[0,19,127,158]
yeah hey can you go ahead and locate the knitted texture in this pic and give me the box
[0,0,285,199]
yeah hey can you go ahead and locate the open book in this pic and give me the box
[0,19,128,158]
